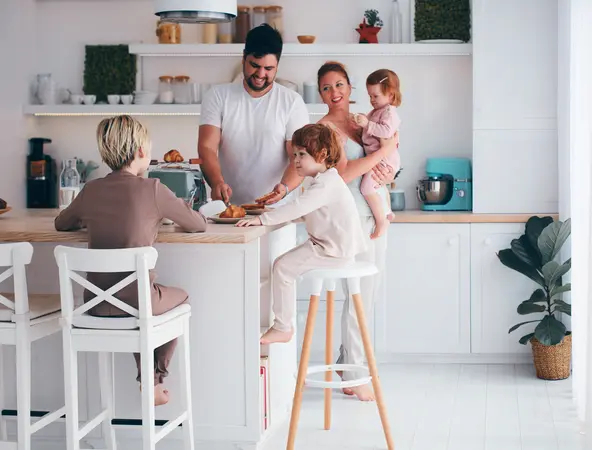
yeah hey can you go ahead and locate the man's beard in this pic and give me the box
[245,73,273,92]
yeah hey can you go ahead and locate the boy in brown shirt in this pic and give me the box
[55,115,207,405]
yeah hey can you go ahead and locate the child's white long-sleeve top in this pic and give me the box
[259,168,368,259]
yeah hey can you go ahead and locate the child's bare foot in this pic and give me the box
[350,384,375,401]
[140,383,170,406]
[260,327,293,344]
[386,212,395,222]
[370,217,388,240]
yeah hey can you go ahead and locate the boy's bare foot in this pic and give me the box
[370,217,388,240]
[140,383,170,406]
[260,327,293,345]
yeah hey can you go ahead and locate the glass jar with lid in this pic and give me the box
[173,76,191,104]
[156,20,181,44]
[158,75,174,104]
[218,21,232,43]
[252,6,267,28]
[234,6,251,43]
[266,6,284,37]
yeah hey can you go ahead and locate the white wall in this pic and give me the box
[21,0,473,210]
[0,0,37,208]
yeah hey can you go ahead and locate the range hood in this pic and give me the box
[154,0,236,24]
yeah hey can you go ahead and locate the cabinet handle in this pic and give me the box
[448,237,458,246]
[484,238,492,246]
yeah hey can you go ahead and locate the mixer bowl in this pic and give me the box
[416,175,454,205]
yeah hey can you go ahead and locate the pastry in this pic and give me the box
[241,204,264,211]
[163,149,184,163]
[219,205,246,218]
[255,191,276,204]
[0,198,6,210]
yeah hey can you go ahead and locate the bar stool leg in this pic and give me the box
[352,293,395,450]
[324,290,334,431]
[16,323,31,450]
[180,321,195,450]
[98,352,117,450]
[63,331,80,450]
[286,294,320,450]
[140,330,156,450]
[0,345,6,441]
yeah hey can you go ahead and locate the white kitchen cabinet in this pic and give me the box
[470,223,542,355]
[472,0,558,214]
[384,224,471,354]
[473,0,558,130]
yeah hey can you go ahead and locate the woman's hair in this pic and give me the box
[292,124,342,169]
[317,61,351,91]
[96,115,150,171]
[366,69,402,107]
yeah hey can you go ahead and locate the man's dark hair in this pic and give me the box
[244,24,283,61]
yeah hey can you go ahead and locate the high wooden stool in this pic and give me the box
[286,261,394,450]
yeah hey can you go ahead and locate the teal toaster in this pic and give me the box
[148,164,207,210]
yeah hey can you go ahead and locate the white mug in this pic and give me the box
[70,94,83,105]
[83,95,96,105]
[107,95,120,105]
[120,95,133,105]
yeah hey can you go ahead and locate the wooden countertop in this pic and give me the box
[0,209,274,244]
[390,210,559,223]
[0,209,560,244]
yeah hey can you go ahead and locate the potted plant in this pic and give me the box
[75,158,99,187]
[356,9,384,44]
[497,216,572,380]
[414,0,471,42]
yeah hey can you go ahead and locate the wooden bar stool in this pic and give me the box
[0,242,65,450]
[54,245,194,450]
[286,261,394,450]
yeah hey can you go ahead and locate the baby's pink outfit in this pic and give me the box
[360,104,401,195]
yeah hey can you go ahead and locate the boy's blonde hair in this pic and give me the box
[96,115,151,171]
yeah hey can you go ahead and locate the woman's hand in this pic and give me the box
[236,217,263,227]
[371,162,395,186]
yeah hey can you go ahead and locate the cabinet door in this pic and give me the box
[471,223,543,354]
[384,224,471,354]
[473,0,557,130]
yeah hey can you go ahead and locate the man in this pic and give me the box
[198,24,310,206]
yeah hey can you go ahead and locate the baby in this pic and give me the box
[354,69,402,239]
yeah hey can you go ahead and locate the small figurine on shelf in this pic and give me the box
[357,9,384,44]
[75,158,99,185]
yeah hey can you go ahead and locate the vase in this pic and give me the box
[357,26,382,44]
[531,333,572,380]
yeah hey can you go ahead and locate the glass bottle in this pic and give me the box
[391,0,403,44]
[59,159,80,209]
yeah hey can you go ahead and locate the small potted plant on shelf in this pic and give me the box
[76,158,99,187]
[356,9,384,44]
[498,216,572,380]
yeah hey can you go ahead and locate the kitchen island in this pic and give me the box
[0,209,297,450]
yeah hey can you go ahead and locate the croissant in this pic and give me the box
[0,198,6,210]
[219,205,246,218]
[164,149,184,163]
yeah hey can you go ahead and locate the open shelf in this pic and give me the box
[129,43,473,57]
[23,103,330,117]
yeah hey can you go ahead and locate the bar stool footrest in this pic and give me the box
[303,364,371,389]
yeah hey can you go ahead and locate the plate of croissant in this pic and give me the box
[210,205,253,224]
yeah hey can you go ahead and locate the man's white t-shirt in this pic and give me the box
[200,82,310,205]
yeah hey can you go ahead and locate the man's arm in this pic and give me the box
[198,125,232,203]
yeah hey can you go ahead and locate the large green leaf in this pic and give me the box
[552,299,572,316]
[519,332,535,345]
[509,320,541,334]
[497,249,545,286]
[517,301,546,315]
[534,315,567,345]
[511,235,542,269]
[538,219,571,265]
[526,289,547,303]
[525,216,554,258]
[550,283,571,298]
[550,259,571,287]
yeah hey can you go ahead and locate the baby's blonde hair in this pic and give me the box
[96,115,151,171]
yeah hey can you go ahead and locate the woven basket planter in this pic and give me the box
[531,334,572,380]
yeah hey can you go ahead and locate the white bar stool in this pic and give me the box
[287,261,394,450]
[54,246,194,450]
[0,243,64,450]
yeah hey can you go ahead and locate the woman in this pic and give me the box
[317,61,397,401]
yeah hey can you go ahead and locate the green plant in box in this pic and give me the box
[414,0,471,42]
[84,45,136,103]
[497,216,571,346]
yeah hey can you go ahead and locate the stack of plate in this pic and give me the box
[133,91,158,105]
